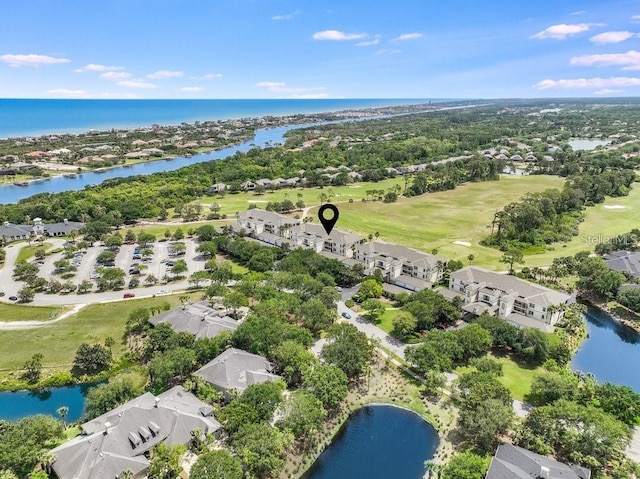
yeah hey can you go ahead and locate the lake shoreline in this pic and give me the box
[578,293,640,333]
[288,360,452,479]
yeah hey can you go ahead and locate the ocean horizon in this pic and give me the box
[0,98,451,139]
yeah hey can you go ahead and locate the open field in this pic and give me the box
[306,175,564,269]
[0,303,67,322]
[194,178,406,216]
[297,176,639,269]
[0,292,201,371]
[520,185,640,267]
[455,351,544,401]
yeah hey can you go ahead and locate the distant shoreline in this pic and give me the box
[0,98,453,139]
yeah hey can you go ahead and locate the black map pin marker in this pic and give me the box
[318,203,339,235]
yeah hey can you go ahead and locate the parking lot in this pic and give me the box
[3,237,209,298]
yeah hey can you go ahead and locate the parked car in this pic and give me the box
[0,292,5,297]
[341,312,351,319]
[123,293,136,298]
[132,254,142,260]
[8,296,18,301]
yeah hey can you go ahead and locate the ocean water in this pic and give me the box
[0,98,435,138]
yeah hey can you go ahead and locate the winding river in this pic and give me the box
[0,123,307,204]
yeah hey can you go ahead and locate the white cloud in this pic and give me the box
[531,23,601,40]
[100,71,132,80]
[191,73,223,80]
[394,32,423,41]
[594,88,625,94]
[312,30,367,41]
[75,63,124,73]
[46,88,88,97]
[255,81,327,95]
[571,10,586,16]
[147,70,183,79]
[117,80,158,89]
[535,77,640,89]
[357,38,380,47]
[375,49,401,55]
[179,86,204,92]
[633,15,640,21]
[570,50,640,70]
[1,53,70,67]
[590,31,636,44]
[272,10,300,20]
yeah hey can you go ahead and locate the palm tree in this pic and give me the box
[467,254,474,264]
[57,406,69,428]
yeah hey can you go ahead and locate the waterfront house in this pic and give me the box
[51,386,222,479]
[148,301,239,339]
[355,240,445,291]
[194,348,282,397]
[486,444,591,479]
[448,266,574,331]
[604,250,640,278]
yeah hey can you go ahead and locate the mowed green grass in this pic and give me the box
[0,303,67,322]
[0,293,201,370]
[521,185,640,267]
[16,242,53,263]
[455,351,544,401]
[195,178,406,216]
[308,175,564,269]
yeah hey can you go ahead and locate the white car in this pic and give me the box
[157,289,170,294]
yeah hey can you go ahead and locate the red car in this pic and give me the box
[123,293,136,298]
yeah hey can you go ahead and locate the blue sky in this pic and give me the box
[1,0,640,99]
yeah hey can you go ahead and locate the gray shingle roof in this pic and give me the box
[486,444,591,479]
[52,386,221,479]
[148,302,238,339]
[194,348,281,394]
[357,240,445,269]
[290,223,363,245]
[451,266,572,305]
[604,250,640,277]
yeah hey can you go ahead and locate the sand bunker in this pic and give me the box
[453,241,472,247]
[603,205,626,209]
[247,200,267,203]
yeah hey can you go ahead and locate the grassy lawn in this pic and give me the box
[308,175,563,270]
[0,303,68,322]
[0,292,201,371]
[16,242,53,263]
[455,351,544,401]
[377,304,400,334]
[193,178,406,217]
[520,184,640,267]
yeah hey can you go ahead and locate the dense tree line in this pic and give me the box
[484,170,636,249]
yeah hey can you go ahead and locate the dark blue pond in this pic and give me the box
[571,306,640,392]
[0,382,98,422]
[303,404,439,479]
